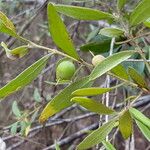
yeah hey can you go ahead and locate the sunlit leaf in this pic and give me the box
[117,0,126,10]
[77,120,116,150]
[89,51,135,80]
[71,97,115,114]
[130,0,150,26]
[102,140,116,150]
[0,55,50,99]
[47,3,79,59]
[136,120,150,141]
[39,77,92,123]
[129,108,150,128]
[0,11,18,37]
[55,4,114,21]
[72,83,123,96]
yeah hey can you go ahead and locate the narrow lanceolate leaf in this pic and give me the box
[0,11,18,37]
[12,101,21,117]
[77,120,116,150]
[129,108,150,129]
[117,0,126,10]
[89,51,135,81]
[111,64,129,81]
[71,97,115,115]
[55,4,114,21]
[99,27,124,38]
[136,120,150,141]
[39,77,92,123]
[128,67,149,90]
[47,3,79,60]
[0,55,50,99]
[119,110,133,139]
[72,83,123,96]
[11,122,18,135]
[144,18,150,28]
[130,0,150,26]
[102,141,116,150]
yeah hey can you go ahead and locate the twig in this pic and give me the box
[43,123,99,150]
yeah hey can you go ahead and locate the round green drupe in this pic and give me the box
[56,60,76,81]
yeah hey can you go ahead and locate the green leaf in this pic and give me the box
[135,120,150,141]
[55,4,114,21]
[111,64,129,81]
[47,3,79,60]
[55,141,61,150]
[77,120,116,150]
[128,67,149,89]
[1,42,29,60]
[10,122,18,135]
[71,97,115,115]
[119,110,133,139]
[12,101,21,117]
[99,27,124,38]
[33,88,42,102]
[117,0,126,10]
[72,83,123,96]
[102,141,116,150]
[130,0,150,26]
[129,108,150,129]
[0,11,18,37]
[80,35,122,54]
[144,18,150,28]
[0,55,50,99]
[39,77,92,123]
[89,51,135,81]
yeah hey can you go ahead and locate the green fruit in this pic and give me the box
[92,55,105,66]
[56,60,75,80]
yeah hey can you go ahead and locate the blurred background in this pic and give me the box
[0,0,149,150]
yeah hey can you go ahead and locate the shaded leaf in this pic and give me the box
[89,51,135,80]
[102,140,116,150]
[71,97,115,114]
[0,55,50,99]
[99,27,124,38]
[47,3,79,59]
[128,67,149,89]
[39,77,92,123]
[111,64,129,81]
[129,108,150,129]
[55,4,114,21]
[12,101,21,117]
[33,88,42,102]
[80,35,122,54]
[130,0,150,26]
[136,120,150,141]
[119,110,133,139]
[10,122,18,135]
[72,83,123,96]
[77,120,116,150]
